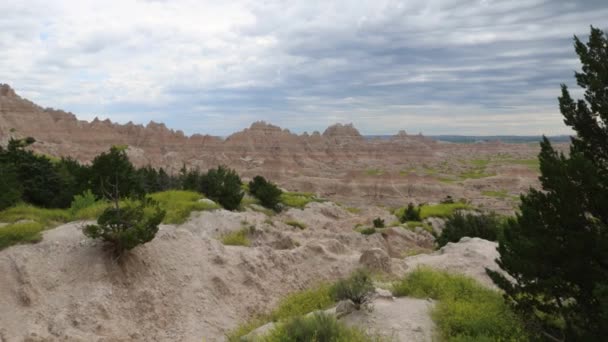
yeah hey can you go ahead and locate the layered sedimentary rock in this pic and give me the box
[0,84,544,210]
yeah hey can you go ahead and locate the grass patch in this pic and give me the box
[279,191,322,209]
[419,202,472,219]
[148,190,220,224]
[220,227,251,246]
[345,207,361,214]
[270,283,335,321]
[359,227,377,235]
[0,204,71,226]
[392,268,528,341]
[394,202,472,220]
[505,158,540,171]
[481,190,508,198]
[404,221,434,234]
[0,222,46,249]
[285,220,307,229]
[365,168,384,176]
[263,313,373,342]
[227,283,336,341]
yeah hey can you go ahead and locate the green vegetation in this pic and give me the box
[395,202,471,221]
[0,221,46,249]
[263,313,372,342]
[229,270,377,340]
[83,199,165,255]
[279,191,321,209]
[488,27,608,340]
[285,220,307,230]
[397,202,421,222]
[393,268,528,341]
[481,190,508,198]
[199,165,244,211]
[148,190,219,224]
[403,221,433,234]
[504,158,540,171]
[419,202,472,219]
[372,217,384,228]
[0,163,21,210]
[90,146,143,200]
[248,176,283,210]
[436,213,504,248]
[69,190,97,216]
[270,283,335,321]
[365,168,384,176]
[220,227,251,246]
[345,207,361,214]
[331,269,375,309]
[359,227,376,235]
[0,203,72,226]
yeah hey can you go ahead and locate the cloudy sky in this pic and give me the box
[1,0,606,136]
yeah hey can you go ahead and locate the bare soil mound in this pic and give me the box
[0,203,428,341]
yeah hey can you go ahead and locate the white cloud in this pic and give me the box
[1,0,605,135]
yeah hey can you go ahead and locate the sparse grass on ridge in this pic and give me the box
[481,190,508,198]
[0,221,46,249]
[280,191,322,209]
[285,220,307,229]
[227,283,335,341]
[220,227,251,246]
[392,267,528,341]
[148,190,219,224]
[394,202,472,220]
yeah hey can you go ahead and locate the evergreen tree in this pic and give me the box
[89,146,142,200]
[249,175,282,210]
[0,163,21,210]
[488,27,608,341]
[200,165,243,210]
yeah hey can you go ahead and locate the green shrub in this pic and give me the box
[372,217,384,228]
[200,166,244,211]
[392,268,528,341]
[285,220,307,229]
[89,146,142,200]
[436,212,504,248]
[220,228,251,246]
[0,221,45,249]
[148,190,219,224]
[249,176,283,210]
[263,313,371,342]
[399,203,421,222]
[0,163,21,210]
[331,269,375,309]
[69,190,98,215]
[83,199,165,255]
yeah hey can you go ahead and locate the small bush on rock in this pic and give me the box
[249,176,283,210]
[83,199,165,255]
[372,217,384,228]
[331,269,375,309]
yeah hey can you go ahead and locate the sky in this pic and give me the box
[1,0,606,136]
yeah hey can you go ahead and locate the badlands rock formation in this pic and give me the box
[0,84,547,212]
[0,201,500,341]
